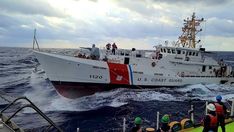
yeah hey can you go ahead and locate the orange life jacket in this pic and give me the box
[214,102,224,116]
[208,114,218,128]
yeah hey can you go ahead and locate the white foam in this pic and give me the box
[175,83,234,101]
[121,89,176,102]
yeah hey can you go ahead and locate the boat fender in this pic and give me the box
[145,128,155,132]
[152,62,156,67]
[180,118,193,129]
[169,121,182,131]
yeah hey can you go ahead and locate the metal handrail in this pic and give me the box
[46,125,53,132]
[1,97,26,113]
[1,96,63,132]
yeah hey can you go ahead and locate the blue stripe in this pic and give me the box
[128,65,133,85]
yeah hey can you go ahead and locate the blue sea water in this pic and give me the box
[0,47,234,132]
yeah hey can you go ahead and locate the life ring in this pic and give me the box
[169,121,182,131]
[181,118,193,129]
[151,62,156,67]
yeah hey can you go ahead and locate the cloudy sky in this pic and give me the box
[0,0,234,51]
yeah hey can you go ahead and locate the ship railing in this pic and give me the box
[181,75,234,78]
[121,99,234,132]
[0,96,63,132]
[108,49,147,58]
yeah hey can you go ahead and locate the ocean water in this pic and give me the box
[0,47,234,132]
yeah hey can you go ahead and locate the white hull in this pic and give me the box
[34,51,234,98]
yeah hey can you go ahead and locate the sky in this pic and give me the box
[0,0,234,51]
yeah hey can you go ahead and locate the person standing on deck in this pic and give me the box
[156,114,173,132]
[214,95,227,132]
[106,43,111,55]
[91,44,100,60]
[106,43,111,50]
[112,43,117,55]
[131,117,143,132]
[202,103,218,132]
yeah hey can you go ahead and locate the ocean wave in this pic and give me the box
[1,48,234,131]
[22,81,234,113]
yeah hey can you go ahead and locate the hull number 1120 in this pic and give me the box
[89,75,103,79]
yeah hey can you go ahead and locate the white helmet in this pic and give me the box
[207,103,216,111]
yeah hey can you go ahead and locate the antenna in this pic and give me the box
[33,29,40,51]
[176,12,204,48]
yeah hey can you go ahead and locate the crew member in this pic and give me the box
[112,43,117,55]
[131,117,143,132]
[106,43,111,50]
[91,44,100,60]
[156,114,173,132]
[202,103,218,132]
[214,95,227,132]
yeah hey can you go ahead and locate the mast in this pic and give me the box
[176,12,204,48]
[33,29,40,51]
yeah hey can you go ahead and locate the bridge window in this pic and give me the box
[189,52,192,56]
[196,52,199,56]
[182,51,186,54]
[192,52,195,56]
[160,48,163,52]
[163,48,166,53]
[136,54,142,57]
[124,57,129,64]
[167,49,171,53]
[177,50,181,54]
[209,66,212,69]
[172,49,176,54]
[202,65,206,72]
